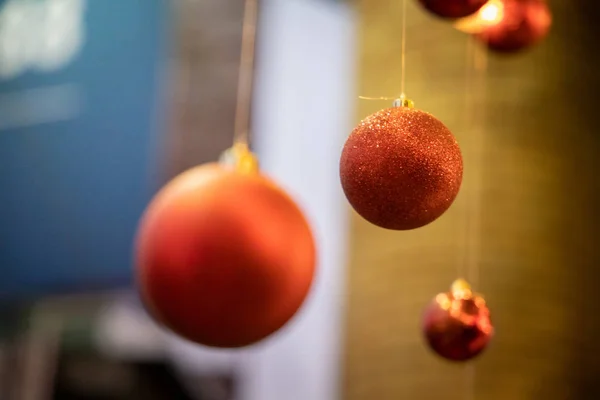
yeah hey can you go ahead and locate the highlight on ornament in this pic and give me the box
[339,97,463,231]
[135,144,316,348]
[418,0,489,19]
[455,0,552,53]
[454,0,505,33]
[422,279,493,362]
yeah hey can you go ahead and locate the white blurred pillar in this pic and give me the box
[239,1,356,400]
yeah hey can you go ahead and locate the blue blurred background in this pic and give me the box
[0,0,167,299]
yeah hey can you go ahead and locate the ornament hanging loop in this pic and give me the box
[359,96,395,101]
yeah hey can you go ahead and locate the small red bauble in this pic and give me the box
[418,0,489,19]
[340,103,463,230]
[422,279,493,362]
[136,161,316,348]
[476,0,552,53]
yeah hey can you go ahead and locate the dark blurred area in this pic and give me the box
[1,0,599,399]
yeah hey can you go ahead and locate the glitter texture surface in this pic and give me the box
[422,282,493,362]
[339,107,463,230]
[418,0,488,19]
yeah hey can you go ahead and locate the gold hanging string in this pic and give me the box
[221,0,260,173]
[233,0,259,148]
[359,0,410,106]
[400,0,408,97]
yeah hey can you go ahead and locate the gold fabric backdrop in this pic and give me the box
[344,1,600,399]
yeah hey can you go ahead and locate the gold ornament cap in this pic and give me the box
[219,142,259,174]
[392,95,415,109]
[450,278,473,300]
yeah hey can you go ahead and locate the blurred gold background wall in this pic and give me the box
[344,1,600,399]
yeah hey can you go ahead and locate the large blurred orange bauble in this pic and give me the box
[135,163,316,348]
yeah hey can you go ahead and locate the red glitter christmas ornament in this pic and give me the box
[418,0,489,19]
[471,0,552,53]
[339,100,463,230]
[136,145,316,348]
[422,279,493,362]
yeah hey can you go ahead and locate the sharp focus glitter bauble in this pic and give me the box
[339,104,463,230]
[475,0,552,53]
[136,159,316,348]
[422,279,493,362]
[418,0,489,19]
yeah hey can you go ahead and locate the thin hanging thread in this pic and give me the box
[458,38,488,286]
[400,0,407,97]
[233,0,259,147]
[458,36,475,280]
[359,0,408,102]
[461,35,476,400]
[461,36,489,400]
[468,39,488,288]
[358,96,397,100]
